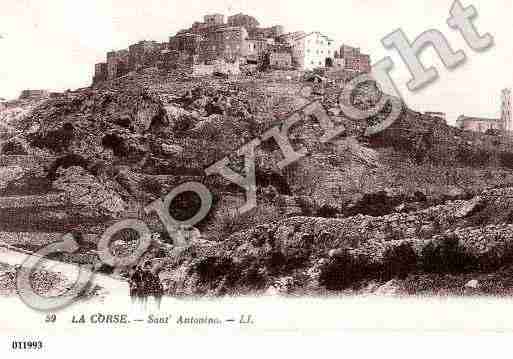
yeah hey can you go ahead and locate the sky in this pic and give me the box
[0,0,511,125]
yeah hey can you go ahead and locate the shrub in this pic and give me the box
[499,152,513,170]
[30,123,75,153]
[456,146,490,167]
[318,250,371,290]
[46,154,91,181]
[421,235,478,273]
[478,240,513,272]
[212,203,282,241]
[102,133,129,157]
[295,196,317,217]
[141,177,162,197]
[2,139,27,155]
[316,204,339,218]
[381,242,418,280]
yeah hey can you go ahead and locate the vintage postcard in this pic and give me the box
[0,0,512,354]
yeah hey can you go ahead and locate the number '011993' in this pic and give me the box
[12,341,43,350]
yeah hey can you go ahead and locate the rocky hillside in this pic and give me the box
[2,69,513,297]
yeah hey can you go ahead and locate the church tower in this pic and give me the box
[502,88,512,134]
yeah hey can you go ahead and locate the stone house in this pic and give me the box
[169,33,203,54]
[107,49,129,80]
[128,40,161,71]
[93,63,108,84]
[268,44,293,69]
[204,14,225,26]
[339,45,371,73]
[197,26,249,62]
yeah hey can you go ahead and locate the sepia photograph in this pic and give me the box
[0,0,512,354]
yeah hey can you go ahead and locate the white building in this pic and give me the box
[280,32,337,71]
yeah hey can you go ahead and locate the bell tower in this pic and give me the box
[502,88,512,134]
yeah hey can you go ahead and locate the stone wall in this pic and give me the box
[192,59,241,76]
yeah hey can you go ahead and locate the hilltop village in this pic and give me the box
[92,13,371,83]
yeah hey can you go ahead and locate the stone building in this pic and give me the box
[107,49,129,80]
[92,12,371,82]
[250,25,284,40]
[197,26,249,63]
[268,44,293,69]
[93,63,108,83]
[457,89,512,135]
[246,38,273,63]
[339,45,371,73]
[129,40,161,71]
[227,13,260,31]
[169,33,202,54]
[456,116,502,133]
[204,14,225,26]
[332,57,345,69]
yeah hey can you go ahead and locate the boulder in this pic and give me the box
[0,166,26,190]
[454,196,485,219]
[161,143,184,157]
[1,137,29,155]
[464,279,480,290]
[442,186,467,201]
[374,279,402,296]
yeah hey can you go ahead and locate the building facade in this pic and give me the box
[197,26,249,62]
[106,49,129,80]
[268,44,293,69]
[204,14,225,26]
[456,89,512,135]
[280,32,336,71]
[129,41,161,71]
[456,116,502,133]
[339,45,371,73]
